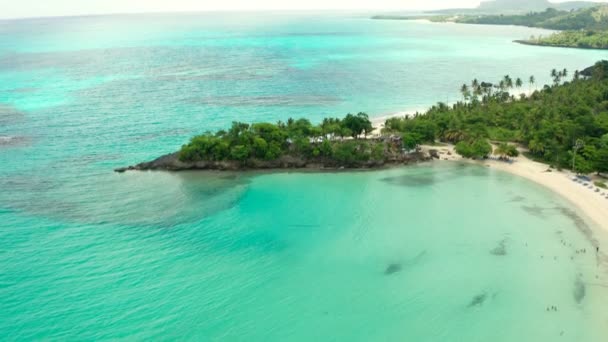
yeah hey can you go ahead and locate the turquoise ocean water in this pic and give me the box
[1,12,608,340]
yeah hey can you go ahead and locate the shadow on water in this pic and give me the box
[574,275,586,304]
[521,205,599,249]
[189,95,342,107]
[518,204,605,306]
[380,163,491,188]
[0,170,252,228]
[384,250,427,276]
[490,238,508,256]
[0,136,31,148]
[0,105,29,148]
[5,87,38,94]
[384,263,402,275]
[468,292,487,308]
[381,173,438,187]
[223,230,288,254]
[555,207,598,247]
[521,205,546,218]
[508,195,526,203]
[0,105,25,125]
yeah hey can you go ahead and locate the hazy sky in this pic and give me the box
[0,0,606,19]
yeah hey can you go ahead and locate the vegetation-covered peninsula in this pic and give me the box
[117,113,430,172]
[119,61,608,174]
[461,6,608,49]
[517,30,608,49]
[374,5,608,50]
[455,6,608,30]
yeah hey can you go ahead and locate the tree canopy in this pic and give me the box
[178,113,380,166]
[179,61,608,174]
[383,61,608,172]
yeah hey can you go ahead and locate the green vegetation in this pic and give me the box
[177,62,608,174]
[382,61,608,174]
[457,8,568,27]
[459,6,608,50]
[178,113,402,167]
[370,15,453,23]
[522,30,608,49]
[457,6,608,30]
[374,6,608,50]
[475,0,553,14]
[455,139,493,159]
[595,181,607,188]
[494,143,520,159]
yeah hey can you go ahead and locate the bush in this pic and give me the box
[456,139,492,159]
[230,145,250,161]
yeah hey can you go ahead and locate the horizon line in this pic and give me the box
[0,7,465,21]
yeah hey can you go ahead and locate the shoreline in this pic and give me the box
[422,144,608,233]
[514,39,608,50]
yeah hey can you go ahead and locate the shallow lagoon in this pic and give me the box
[2,163,608,340]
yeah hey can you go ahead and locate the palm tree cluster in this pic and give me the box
[551,68,568,86]
[387,61,608,172]
[460,75,530,102]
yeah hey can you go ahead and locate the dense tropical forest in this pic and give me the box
[383,61,608,174]
[177,113,408,168]
[521,30,608,49]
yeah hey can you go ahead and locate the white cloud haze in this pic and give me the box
[0,0,606,19]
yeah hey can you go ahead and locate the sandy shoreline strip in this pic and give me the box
[421,144,608,233]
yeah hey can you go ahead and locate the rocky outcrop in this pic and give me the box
[115,151,432,173]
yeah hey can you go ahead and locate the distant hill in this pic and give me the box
[556,1,603,11]
[478,0,552,12]
[542,4,608,29]
[457,5,608,30]
[430,0,601,15]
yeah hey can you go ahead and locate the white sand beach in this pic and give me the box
[422,144,608,232]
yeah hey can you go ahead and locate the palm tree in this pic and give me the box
[551,69,558,79]
[498,80,506,91]
[552,68,562,86]
[471,79,481,99]
[529,75,535,92]
[574,70,580,81]
[494,143,519,160]
[503,75,513,90]
[515,78,523,91]
[494,143,507,159]
[460,84,470,101]
[562,68,568,78]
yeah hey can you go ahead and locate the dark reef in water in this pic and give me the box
[0,136,29,148]
[508,195,526,203]
[0,105,25,125]
[384,263,403,275]
[468,293,487,307]
[574,276,586,304]
[490,239,508,256]
[384,251,428,276]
